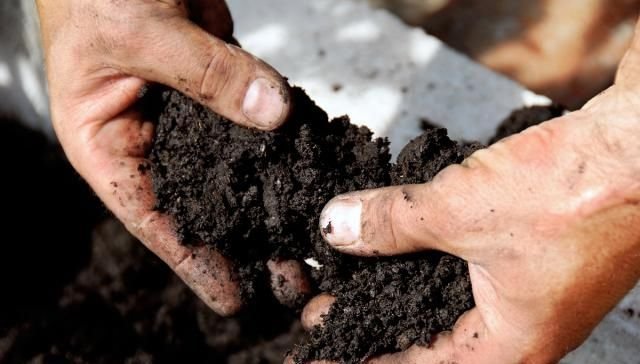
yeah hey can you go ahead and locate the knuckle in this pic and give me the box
[433,164,467,185]
[461,148,492,169]
[95,17,148,61]
[86,1,185,60]
[375,189,404,253]
[198,48,236,101]
[518,122,557,148]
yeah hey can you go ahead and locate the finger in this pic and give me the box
[106,159,242,315]
[75,110,242,315]
[319,162,493,260]
[112,16,290,130]
[301,294,336,331]
[267,259,312,308]
[188,0,234,39]
[110,163,242,315]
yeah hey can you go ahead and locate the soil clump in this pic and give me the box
[149,88,480,363]
[490,104,566,143]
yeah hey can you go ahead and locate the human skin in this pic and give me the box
[35,0,313,315]
[296,21,640,364]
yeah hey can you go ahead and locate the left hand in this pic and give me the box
[37,0,294,315]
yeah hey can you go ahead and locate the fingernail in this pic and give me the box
[319,197,362,246]
[243,77,287,129]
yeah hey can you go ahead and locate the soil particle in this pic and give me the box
[321,221,333,235]
[420,117,440,131]
[625,308,636,318]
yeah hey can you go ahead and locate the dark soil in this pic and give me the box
[489,104,566,143]
[149,87,392,300]
[1,217,305,364]
[419,116,440,131]
[0,117,101,326]
[149,88,482,363]
[2,219,303,364]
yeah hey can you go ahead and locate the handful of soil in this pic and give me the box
[148,87,480,363]
[0,97,563,363]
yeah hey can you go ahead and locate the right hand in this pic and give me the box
[297,52,640,363]
[36,0,306,315]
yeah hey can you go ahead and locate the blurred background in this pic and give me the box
[372,0,640,110]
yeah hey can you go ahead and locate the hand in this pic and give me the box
[36,0,298,315]
[299,25,640,364]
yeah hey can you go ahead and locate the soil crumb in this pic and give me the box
[419,117,440,131]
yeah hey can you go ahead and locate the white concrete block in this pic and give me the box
[229,0,550,156]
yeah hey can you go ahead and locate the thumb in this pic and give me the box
[114,16,290,130]
[319,163,491,260]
